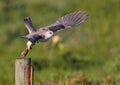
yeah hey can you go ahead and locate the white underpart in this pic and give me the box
[45,31,53,39]
[27,41,32,49]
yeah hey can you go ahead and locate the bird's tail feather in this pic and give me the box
[20,35,28,39]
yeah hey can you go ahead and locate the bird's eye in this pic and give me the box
[49,32,53,34]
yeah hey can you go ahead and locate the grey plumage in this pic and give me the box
[47,11,88,32]
[23,11,88,45]
[24,17,36,33]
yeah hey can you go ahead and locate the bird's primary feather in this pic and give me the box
[24,17,36,33]
[47,11,88,32]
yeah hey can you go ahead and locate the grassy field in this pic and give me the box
[0,0,120,84]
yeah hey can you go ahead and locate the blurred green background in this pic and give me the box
[0,0,120,85]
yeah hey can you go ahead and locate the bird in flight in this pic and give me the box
[21,11,88,57]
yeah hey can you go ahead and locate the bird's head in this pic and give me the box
[45,30,54,39]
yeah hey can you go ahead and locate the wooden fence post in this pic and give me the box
[15,58,34,85]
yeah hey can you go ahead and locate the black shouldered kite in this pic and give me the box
[21,11,88,57]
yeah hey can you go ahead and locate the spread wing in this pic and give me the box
[24,17,36,33]
[46,11,88,32]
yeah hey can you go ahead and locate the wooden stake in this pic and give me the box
[15,58,34,85]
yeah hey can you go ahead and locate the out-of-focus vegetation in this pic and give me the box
[0,0,120,85]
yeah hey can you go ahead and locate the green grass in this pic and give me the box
[0,0,120,84]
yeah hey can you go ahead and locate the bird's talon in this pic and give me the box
[27,46,32,51]
[21,48,28,57]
